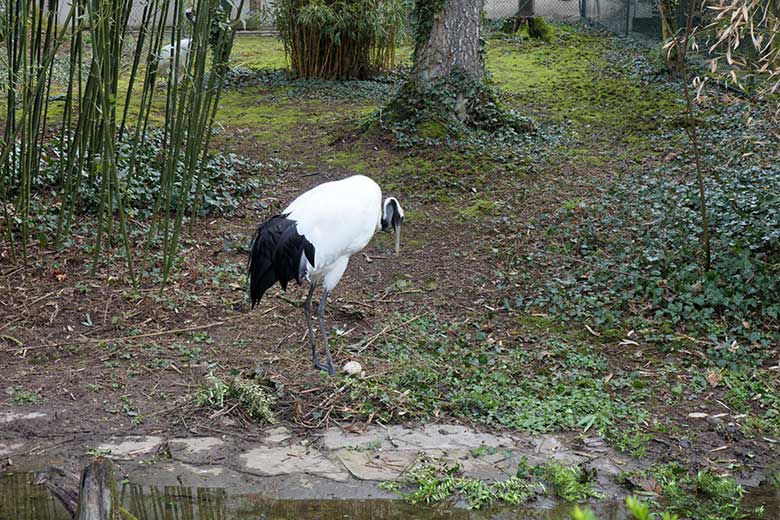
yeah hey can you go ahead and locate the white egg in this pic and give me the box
[343,361,362,375]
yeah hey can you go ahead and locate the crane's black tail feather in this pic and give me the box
[248,216,315,308]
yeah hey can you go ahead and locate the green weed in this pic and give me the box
[573,496,680,520]
[387,461,546,509]
[6,386,42,405]
[196,373,277,424]
[544,461,604,501]
[652,464,745,520]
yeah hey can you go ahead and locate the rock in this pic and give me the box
[168,437,226,464]
[238,445,348,482]
[550,451,587,466]
[321,427,390,450]
[264,426,292,445]
[0,441,23,457]
[533,435,565,455]
[386,424,516,451]
[335,449,417,481]
[0,412,47,424]
[459,450,518,480]
[97,436,163,459]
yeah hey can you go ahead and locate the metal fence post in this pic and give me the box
[625,0,631,35]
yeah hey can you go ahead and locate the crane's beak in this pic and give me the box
[394,223,401,255]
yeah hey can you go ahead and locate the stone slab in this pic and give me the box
[264,426,292,445]
[321,427,390,450]
[335,449,417,481]
[0,441,24,457]
[386,424,517,451]
[169,437,226,464]
[0,412,47,424]
[238,445,348,482]
[98,436,163,459]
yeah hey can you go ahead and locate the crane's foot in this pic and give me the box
[313,360,336,375]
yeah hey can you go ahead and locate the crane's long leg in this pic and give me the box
[303,284,325,372]
[317,289,335,375]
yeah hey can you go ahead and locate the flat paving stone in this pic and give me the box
[264,426,292,445]
[387,424,516,451]
[98,436,163,459]
[321,427,390,450]
[0,412,47,424]
[334,449,417,481]
[0,441,24,456]
[533,434,565,455]
[238,445,348,482]
[169,437,226,464]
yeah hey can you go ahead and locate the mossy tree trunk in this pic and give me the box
[413,0,483,122]
[383,0,529,137]
[383,0,489,132]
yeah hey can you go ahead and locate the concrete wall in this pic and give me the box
[54,0,260,29]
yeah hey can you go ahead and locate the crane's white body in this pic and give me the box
[284,175,382,291]
[157,38,192,79]
[248,174,403,374]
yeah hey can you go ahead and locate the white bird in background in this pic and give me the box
[157,38,192,80]
[248,175,405,375]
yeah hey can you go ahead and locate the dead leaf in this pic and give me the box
[707,369,723,388]
[52,269,66,282]
[688,412,709,419]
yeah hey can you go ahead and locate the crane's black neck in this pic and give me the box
[381,198,403,231]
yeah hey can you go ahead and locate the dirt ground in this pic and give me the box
[1,28,778,507]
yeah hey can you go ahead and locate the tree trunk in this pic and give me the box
[410,0,485,122]
[412,0,483,121]
[414,0,483,82]
[77,458,117,520]
[382,0,530,136]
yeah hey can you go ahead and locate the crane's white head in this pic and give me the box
[381,197,404,255]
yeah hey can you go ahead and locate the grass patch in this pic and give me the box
[230,35,288,69]
[524,100,780,366]
[338,315,645,437]
[459,198,498,219]
[383,458,612,510]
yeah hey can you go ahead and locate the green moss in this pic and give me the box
[460,198,497,219]
[485,33,681,140]
[416,120,448,139]
[230,34,287,69]
[528,17,554,42]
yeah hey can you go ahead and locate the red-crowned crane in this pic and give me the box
[157,38,192,80]
[248,175,404,375]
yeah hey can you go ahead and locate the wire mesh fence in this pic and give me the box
[96,0,674,40]
[485,0,674,40]
[485,0,583,22]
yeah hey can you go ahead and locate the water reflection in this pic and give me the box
[1,472,776,520]
[0,473,70,520]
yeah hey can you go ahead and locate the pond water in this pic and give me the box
[0,472,777,520]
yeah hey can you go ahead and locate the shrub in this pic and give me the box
[273,0,406,79]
